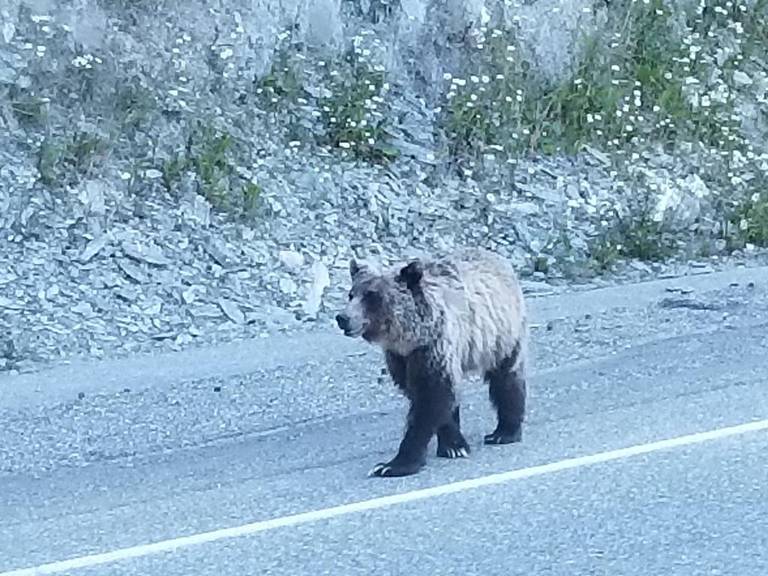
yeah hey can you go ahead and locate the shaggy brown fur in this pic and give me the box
[336,248,528,478]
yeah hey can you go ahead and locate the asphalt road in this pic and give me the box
[1,268,768,575]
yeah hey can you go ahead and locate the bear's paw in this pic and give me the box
[368,458,423,478]
[483,428,522,445]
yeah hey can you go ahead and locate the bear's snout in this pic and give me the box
[336,313,349,331]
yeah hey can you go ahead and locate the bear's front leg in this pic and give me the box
[369,348,455,478]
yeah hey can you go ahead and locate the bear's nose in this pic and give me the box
[335,314,349,330]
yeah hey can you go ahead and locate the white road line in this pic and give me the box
[4,418,768,576]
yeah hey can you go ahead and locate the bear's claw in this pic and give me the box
[368,459,423,478]
[483,428,522,445]
[437,446,469,459]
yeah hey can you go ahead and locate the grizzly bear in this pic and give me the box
[335,247,528,478]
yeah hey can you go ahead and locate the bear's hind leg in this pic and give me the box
[436,405,470,459]
[370,348,455,478]
[484,346,526,445]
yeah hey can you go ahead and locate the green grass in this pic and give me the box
[317,50,396,163]
[9,93,49,128]
[440,0,746,160]
[731,188,768,247]
[161,123,262,216]
[252,35,396,163]
[37,131,110,186]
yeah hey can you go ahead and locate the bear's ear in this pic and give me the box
[397,261,423,291]
[349,258,364,279]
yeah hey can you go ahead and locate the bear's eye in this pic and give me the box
[363,290,381,307]
[348,292,354,301]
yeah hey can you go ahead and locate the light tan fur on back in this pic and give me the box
[415,248,527,385]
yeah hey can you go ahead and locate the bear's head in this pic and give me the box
[336,258,421,351]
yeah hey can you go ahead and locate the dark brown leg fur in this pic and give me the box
[484,343,526,445]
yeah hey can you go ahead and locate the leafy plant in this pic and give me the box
[317,50,395,163]
[36,130,110,185]
[731,189,768,247]
[161,123,262,216]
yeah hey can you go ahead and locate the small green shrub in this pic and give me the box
[254,48,305,111]
[317,51,396,163]
[161,123,261,216]
[242,181,263,214]
[114,80,158,130]
[37,138,64,186]
[587,237,623,272]
[9,92,49,128]
[252,31,396,163]
[36,130,111,186]
[587,179,680,267]
[162,125,230,202]
[441,26,537,160]
[731,189,768,247]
